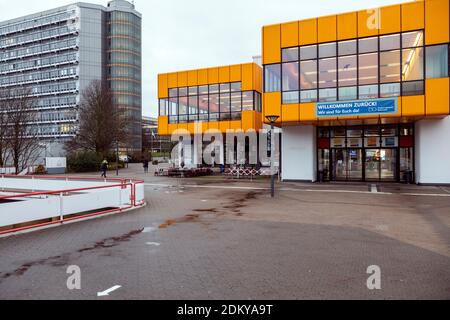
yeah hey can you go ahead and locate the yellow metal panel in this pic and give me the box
[219,66,230,83]
[263,24,281,64]
[253,64,263,93]
[207,121,220,130]
[167,124,178,135]
[168,73,178,89]
[158,74,168,99]
[380,5,401,35]
[229,121,242,130]
[219,121,230,132]
[299,18,317,45]
[299,103,317,122]
[241,63,254,91]
[177,123,188,132]
[230,65,241,82]
[337,12,357,40]
[187,123,195,134]
[402,1,424,31]
[281,21,299,48]
[263,92,282,124]
[425,0,450,45]
[177,71,188,87]
[358,9,379,37]
[242,110,255,131]
[187,70,198,87]
[157,116,169,136]
[281,104,300,123]
[426,78,450,115]
[198,69,208,85]
[318,15,337,43]
[208,67,219,84]
[402,95,425,117]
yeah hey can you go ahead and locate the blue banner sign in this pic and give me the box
[316,98,398,118]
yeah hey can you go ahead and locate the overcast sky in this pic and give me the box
[0,0,412,117]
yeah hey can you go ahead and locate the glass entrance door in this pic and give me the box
[365,149,397,181]
[332,149,363,181]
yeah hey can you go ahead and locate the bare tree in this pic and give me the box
[1,88,40,173]
[66,80,129,157]
[0,90,10,167]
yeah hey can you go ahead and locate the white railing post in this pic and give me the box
[59,192,64,223]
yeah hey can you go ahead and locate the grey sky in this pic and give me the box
[0,0,412,117]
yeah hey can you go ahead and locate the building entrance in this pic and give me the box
[317,124,414,182]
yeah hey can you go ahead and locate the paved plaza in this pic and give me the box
[0,165,449,300]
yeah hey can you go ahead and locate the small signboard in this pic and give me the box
[316,98,398,118]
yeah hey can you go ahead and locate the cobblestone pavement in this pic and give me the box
[0,165,449,299]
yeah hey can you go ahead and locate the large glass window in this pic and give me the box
[426,45,448,79]
[380,50,400,83]
[282,47,299,62]
[319,58,337,88]
[359,37,378,53]
[231,91,242,112]
[300,45,317,60]
[380,34,400,51]
[282,62,299,91]
[300,60,317,89]
[283,91,299,104]
[338,55,357,87]
[359,53,378,85]
[338,40,357,56]
[402,47,424,81]
[264,64,281,92]
[319,42,336,58]
[242,91,254,111]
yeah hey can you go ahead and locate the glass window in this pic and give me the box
[198,95,209,114]
[188,86,198,96]
[380,50,400,83]
[282,91,299,104]
[402,31,423,48]
[220,83,230,93]
[282,47,299,62]
[169,88,177,97]
[338,55,357,87]
[319,58,337,88]
[209,84,219,94]
[380,83,401,97]
[359,37,378,53]
[319,42,336,58]
[282,62,299,91]
[300,60,317,89]
[264,64,281,92]
[230,91,242,112]
[338,87,357,101]
[169,97,178,115]
[209,94,219,113]
[300,45,317,60]
[231,82,241,92]
[188,96,198,114]
[426,45,448,79]
[219,93,230,113]
[178,96,188,115]
[338,40,357,56]
[319,88,337,102]
[359,53,378,85]
[402,47,424,81]
[242,91,254,111]
[402,80,424,96]
[300,90,317,103]
[359,85,378,99]
[159,99,167,116]
[380,34,400,51]
[199,85,209,95]
[178,87,188,97]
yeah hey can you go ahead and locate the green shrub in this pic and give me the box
[67,151,103,173]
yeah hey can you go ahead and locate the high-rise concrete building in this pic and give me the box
[0,0,142,157]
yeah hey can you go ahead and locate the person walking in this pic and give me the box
[143,159,149,173]
[101,159,108,178]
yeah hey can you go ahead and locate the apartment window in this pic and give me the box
[264,64,281,92]
[426,45,449,79]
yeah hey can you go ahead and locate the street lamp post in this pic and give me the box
[265,115,280,198]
